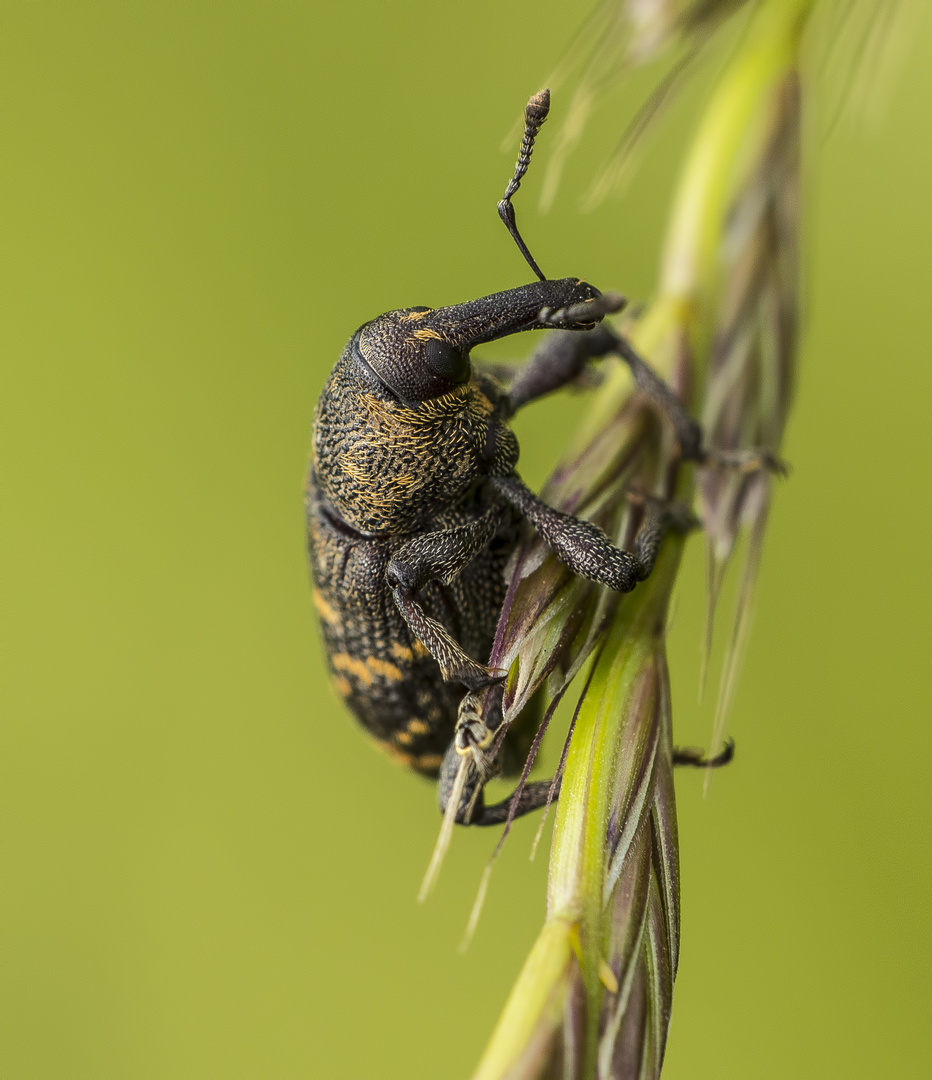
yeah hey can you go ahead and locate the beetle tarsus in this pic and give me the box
[672,738,735,768]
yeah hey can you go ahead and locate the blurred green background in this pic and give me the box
[1,2,930,1077]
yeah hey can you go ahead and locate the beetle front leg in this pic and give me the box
[502,324,621,416]
[610,334,787,473]
[492,472,691,593]
[507,319,786,473]
[387,508,507,691]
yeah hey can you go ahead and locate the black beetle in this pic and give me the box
[306,91,737,826]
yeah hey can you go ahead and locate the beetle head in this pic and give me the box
[354,278,618,404]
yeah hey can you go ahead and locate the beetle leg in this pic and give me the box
[471,359,523,386]
[444,739,738,826]
[492,472,692,593]
[389,591,504,691]
[672,738,735,768]
[387,508,507,691]
[502,325,620,416]
[438,732,559,826]
[441,738,736,826]
[440,720,735,828]
[611,334,787,474]
[448,773,557,826]
[506,321,784,474]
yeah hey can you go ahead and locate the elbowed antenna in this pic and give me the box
[498,89,550,283]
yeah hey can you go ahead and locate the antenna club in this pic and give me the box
[526,88,550,126]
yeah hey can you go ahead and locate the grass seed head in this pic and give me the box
[454,1,877,1075]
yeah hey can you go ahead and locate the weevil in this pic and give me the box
[306,91,741,827]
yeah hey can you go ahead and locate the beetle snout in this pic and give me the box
[430,278,617,349]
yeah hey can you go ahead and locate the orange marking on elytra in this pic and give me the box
[331,652,404,686]
[313,589,338,625]
[414,752,443,770]
[331,675,352,698]
[331,653,374,686]
[366,656,403,682]
[390,642,414,662]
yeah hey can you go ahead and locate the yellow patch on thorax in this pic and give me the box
[358,384,470,431]
[334,380,489,532]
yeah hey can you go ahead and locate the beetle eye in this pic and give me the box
[423,338,469,384]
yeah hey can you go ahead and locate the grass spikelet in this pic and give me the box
[694,32,801,758]
[467,2,821,1076]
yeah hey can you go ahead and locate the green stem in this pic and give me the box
[548,537,684,1075]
